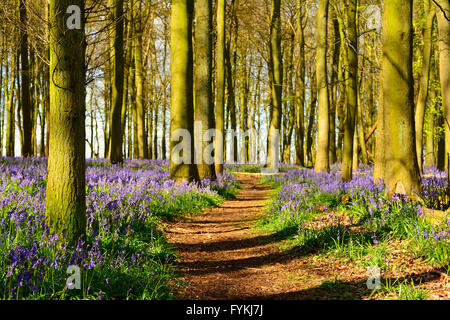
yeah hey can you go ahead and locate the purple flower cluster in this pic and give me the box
[264,164,449,266]
[0,157,236,299]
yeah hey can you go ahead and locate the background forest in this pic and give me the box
[0,0,448,300]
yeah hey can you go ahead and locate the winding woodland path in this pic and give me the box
[165,174,362,299]
[164,173,448,300]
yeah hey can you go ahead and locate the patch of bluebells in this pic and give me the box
[263,163,449,267]
[0,157,237,299]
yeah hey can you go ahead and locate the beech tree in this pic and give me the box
[45,0,87,243]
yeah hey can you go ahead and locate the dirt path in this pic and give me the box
[165,174,449,300]
[165,173,368,299]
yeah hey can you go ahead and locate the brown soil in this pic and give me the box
[164,173,449,300]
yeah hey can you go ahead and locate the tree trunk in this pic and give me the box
[46,0,86,244]
[341,0,358,181]
[267,0,283,171]
[133,1,148,159]
[215,0,226,172]
[19,0,32,157]
[415,0,435,172]
[382,0,421,195]
[6,51,16,157]
[195,0,216,179]
[295,0,305,166]
[314,0,330,172]
[108,0,125,164]
[169,0,199,182]
[434,0,450,179]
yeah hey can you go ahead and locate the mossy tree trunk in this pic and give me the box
[108,0,125,164]
[415,0,436,172]
[214,0,225,174]
[382,0,421,195]
[195,0,216,179]
[295,0,305,166]
[341,0,358,181]
[434,0,450,180]
[169,0,199,182]
[267,0,283,171]
[46,0,86,244]
[133,0,148,159]
[314,0,330,172]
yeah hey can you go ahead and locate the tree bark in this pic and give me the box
[314,0,330,172]
[46,0,86,244]
[169,0,199,182]
[215,0,226,173]
[415,0,435,172]
[267,0,283,171]
[382,0,421,195]
[341,0,358,181]
[108,0,125,164]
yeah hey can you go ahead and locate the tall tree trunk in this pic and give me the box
[214,0,226,173]
[295,0,305,166]
[434,0,450,179]
[6,52,16,157]
[329,5,339,165]
[415,0,436,172]
[46,0,86,244]
[18,0,32,157]
[341,0,358,181]
[314,0,330,172]
[267,0,283,171]
[133,1,148,159]
[225,42,238,162]
[108,0,125,164]
[169,0,199,182]
[306,71,317,167]
[424,89,437,167]
[195,0,216,179]
[382,0,421,195]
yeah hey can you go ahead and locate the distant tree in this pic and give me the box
[341,0,358,181]
[434,0,450,178]
[415,0,436,172]
[108,0,125,164]
[267,0,283,171]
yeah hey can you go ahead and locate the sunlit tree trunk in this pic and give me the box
[133,1,148,159]
[341,0,358,181]
[434,0,450,178]
[6,51,16,157]
[314,0,330,172]
[382,0,421,195]
[267,0,283,171]
[215,0,225,173]
[195,0,216,179]
[169,0,199,182]
[415,0,435,172]
[108,0,125,164]
[295,0,305,166]
[46,0,86,244]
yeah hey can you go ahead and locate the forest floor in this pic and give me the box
[164,173,449,300]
